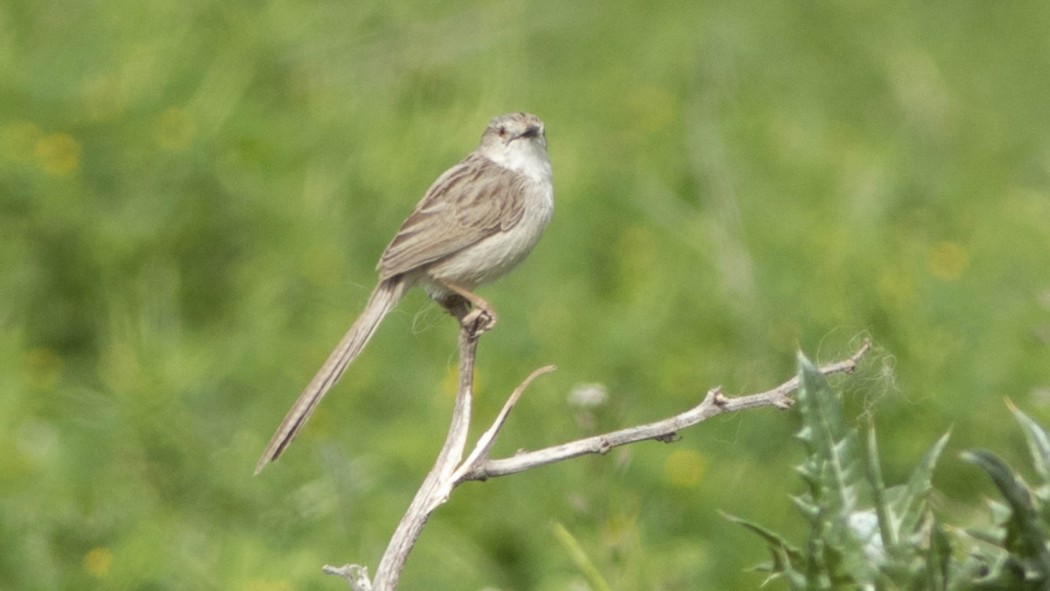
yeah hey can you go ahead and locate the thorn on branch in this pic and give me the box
[323,564,372,591]
[711,387,728,407]
[845,338,872,371]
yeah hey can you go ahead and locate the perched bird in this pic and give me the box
[256,112,554,474]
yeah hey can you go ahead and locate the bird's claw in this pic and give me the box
[461,307,497,338]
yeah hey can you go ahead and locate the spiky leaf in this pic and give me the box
[795,353,877,584]
[962,449,1050,585]
[722,511,807,578]
[1010,405,1050,489]
[893,432,952,540]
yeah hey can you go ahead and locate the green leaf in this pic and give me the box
[551,521,613,591]
[722,511,806,568]
[796,353,877,584]
[928,519,953,591]
[1010,404,1050,487]
[893,431,952,540]
[796,354,866,516]
[796,354,849,457]
[866,419,896,547]
[962,449,1050,579]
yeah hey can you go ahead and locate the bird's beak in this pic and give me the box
[517,124,542,140]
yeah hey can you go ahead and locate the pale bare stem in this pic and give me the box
[327,329,481,591]
[328,338,872,590]
[383,329,476,585]
[459,339,872,481]
[452,364,558,485]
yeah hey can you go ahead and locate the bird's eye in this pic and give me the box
[498,126,507,136]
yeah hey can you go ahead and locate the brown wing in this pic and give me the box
[377,153,526,280]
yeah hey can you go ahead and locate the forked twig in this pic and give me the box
[325,336,873,590]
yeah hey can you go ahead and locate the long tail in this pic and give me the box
[255,278,407,474]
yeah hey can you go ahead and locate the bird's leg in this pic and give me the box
[437,283,497,337]
[438,293,472,323]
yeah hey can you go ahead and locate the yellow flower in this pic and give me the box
[928,241,969,281]
[83,547,112,578]
[664,448,705,488]
[34,132,81,175]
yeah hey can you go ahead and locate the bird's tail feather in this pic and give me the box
[255,279,406,474]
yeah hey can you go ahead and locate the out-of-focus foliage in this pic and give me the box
[2,0,1049,588]
[729,355,956,590]
[959,406,1050,590]
[733,372,1050,591]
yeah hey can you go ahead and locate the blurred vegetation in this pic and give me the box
[728,356,954,590]
[2,0,1049,589]
[731,359,1050,591]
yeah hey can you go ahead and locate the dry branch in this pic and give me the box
[325,333,873,590]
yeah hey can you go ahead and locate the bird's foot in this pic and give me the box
[461,305,497,338]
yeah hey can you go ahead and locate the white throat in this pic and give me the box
[483,139,552,184]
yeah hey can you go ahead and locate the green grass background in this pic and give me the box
[3,0,1050,588]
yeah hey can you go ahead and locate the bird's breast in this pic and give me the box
[424,177,553,290]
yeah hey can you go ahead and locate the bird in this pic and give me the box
[255,112,554,474]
